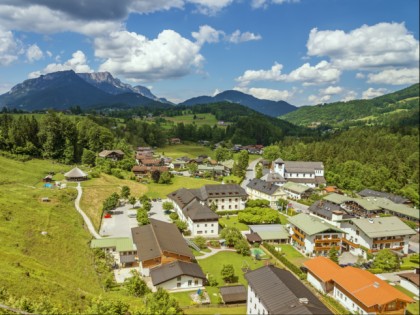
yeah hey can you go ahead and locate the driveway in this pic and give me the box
[287,200,310,214]
[241,157,262,189]
[100,200,171,238]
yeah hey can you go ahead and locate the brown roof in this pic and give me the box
[246,232,262,243]
[132,165,168,173]
[98,150,124,157]
[131,219,193,262]
[141,159,161,165]
[219,285,247,303]
[150,261,205,285]
[398,271,419,287]
[136,152,154,160]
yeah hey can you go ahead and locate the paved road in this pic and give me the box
[75,183,102,239]
[286,200,310,214]
[241,157,262,189]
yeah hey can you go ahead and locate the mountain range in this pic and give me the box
[0,71,296,116]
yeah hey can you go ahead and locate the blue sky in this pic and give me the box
[0,0,418,105]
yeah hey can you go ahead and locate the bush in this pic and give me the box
[246,199,270,208]
[400,265,415,271]
[217,210,240,216]
[194,236,207,250]
[263,242,306,279]
[208,240,221,248]
[169,213,179,221]
[207,274,218,287]
[368,268,383,274]
[238,207,280,224]
[409,253,419,263]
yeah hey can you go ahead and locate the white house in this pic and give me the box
[272,158,326,188]
[90,237,136,267]
[398,269,419,296]
[246,178,286,208]
[149,261,206,292]
[340,217,416,258]
[282,181,312,200]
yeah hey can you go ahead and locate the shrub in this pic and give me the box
[368,268,383,274]
[217,210,240,216]
[263,242,306,279]
[409,253,419,263]
[169,213,179,221]
[194,236,207,250]
[207,274,218,287]
[208,240,221,248]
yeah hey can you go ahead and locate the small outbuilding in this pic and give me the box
[64,167,88,181]
[219,285,247,304]
[43,174,53,182]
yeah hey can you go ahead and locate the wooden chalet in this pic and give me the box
[98,150,125,161]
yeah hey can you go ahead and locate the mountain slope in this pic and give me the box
[0,70,170,111]
[180,90,296,117]
[280,84,419,127]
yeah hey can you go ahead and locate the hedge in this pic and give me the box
[262,242,306,280]
[367,268,383,274]
[217,210,240,216]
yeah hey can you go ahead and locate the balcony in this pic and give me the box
[341,238,360,248]
[373,238,403,244]
[314,245,340,251]
[292,228,305,239]
[315,238,341,244]
[371,246,403,253]
[291,234,304,246]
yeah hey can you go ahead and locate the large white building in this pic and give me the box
[245,178,286,208]
[271,158,326,188]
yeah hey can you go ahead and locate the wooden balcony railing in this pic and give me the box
[341,238,360,248]
[373,238,403,244]
[292,227,305,239]
[291,234,304,246]
[315,238,341,244]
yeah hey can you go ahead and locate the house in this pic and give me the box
[168,188,219,237]
[169,137,181,144]
[304,257,414,314]
[308,200,354,227]
[220,159,235,173]
[272,158,326,188]
[149,260,206,292]
[98,150,125,161]
[246,178,286,208]
[169,159,188,169]
[43,174,53,182]
[140,158,162,167]
[282,181,313,200]
[398,269,419,296]
[137,146,152,152]
[219,285,247,304]
[131,219,194,276]
[245,265,332,315]
[358,189,411,204]
[90,237,136,267]
[197,165,226,177]
[135,152,154,163]
[367,197,419,222]
[132,165,168,177]
[247,224,290,244]
[288,213,345,256]
[340,217,416,258]
[64,167,87,181]
[260,172,287,186]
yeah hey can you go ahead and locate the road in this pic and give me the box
[286,200,310,214]
[241,157,261,189]
[75,183,102,239]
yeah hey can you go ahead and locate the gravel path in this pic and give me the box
[74,182,102,239]
[195,247,236,260]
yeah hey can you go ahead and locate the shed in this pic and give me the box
[219,285,247,304]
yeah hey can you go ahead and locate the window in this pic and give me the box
[211,223,214,227]
[194,279,199,285]
[205,224,207,227]
[235,205,237,209]
[177,283,181,288]
[177,276,181,281]
[188,280,192,286]
[197,224,200,227]
[229,205,231,209]
[211,230,213,233]
[229,199,232,202]
[222,199,224,202]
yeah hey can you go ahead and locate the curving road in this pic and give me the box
[74,182,102,239]
[241,157,262,189]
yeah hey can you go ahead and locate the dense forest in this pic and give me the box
[280,83,419,128]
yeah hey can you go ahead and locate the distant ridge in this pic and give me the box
[180,89,296,117]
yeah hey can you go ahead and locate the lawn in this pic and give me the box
[278,213,289,224]
[394,285,419,315]
[145,176,217,198]
[80,173,148,230]
[219,216,249,231]
[275,244,308,267]
[156,143,215,159]
[183,306,247,314]
[400,255,419,270]
[164,113,219,127]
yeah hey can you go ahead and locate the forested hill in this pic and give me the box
[280,84,419,128]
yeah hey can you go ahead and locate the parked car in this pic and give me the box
[128,213,137,218]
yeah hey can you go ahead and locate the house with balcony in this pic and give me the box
[246,178,286,208]
[288,213,345,256]
[282,181,313,200]
[340,217,416,258]
[90,237,136,267]
[98,149,125,161]
[323,193,382,218]
[304,257,414,315]
[272,158,326,188]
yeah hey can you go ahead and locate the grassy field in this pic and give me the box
[156,143,215,159]
[164,113,219,127]
[183,306,247,314]
[219,216,249,231]
[146,176,218,198]
[394,284,419,315]
[275,244,308,266]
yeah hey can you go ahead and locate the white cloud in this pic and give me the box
[320,86,343,95]
[234,86,294,101]
[362,87,388,99]
[252,0,300,9]
[212,88,221,96]
[236,62,285,85]
[341,90,358,102]
[95,30,203,82]
[28,50,92,78]
[367,68,419,85]
[188,0,234,15]
[307,22,419,70]
[287,60,341,85]
[191,25,223,45]
[46,50,52,57]
[308,94,331,104]
[226,30,262,43]
[356,72,365,79]
[0,82,13,94]
[26,44,43,62]
[0,28,23,65]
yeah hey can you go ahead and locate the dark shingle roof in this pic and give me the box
[183,200,219,221]
[246,178,282,195]
[196,184,247,200]
[308,200,353,220]
[358,189,409,204]
[219,285,247,303]
[167,188,197,209]
[131,219,193,262]
[150,261,206,285]
[245,266,332,315]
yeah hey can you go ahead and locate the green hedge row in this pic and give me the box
[217,210,240,216]
[262,242,306,280]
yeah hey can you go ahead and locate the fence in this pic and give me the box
[181,303,246,310]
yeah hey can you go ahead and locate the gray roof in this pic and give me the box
[90,237,134,252]
[283,182,312,194]
[261,172,286,183]
[308,200,354,221]
[284,161,324,173]
[246,178,282,195]
[288,214,343,236]
[131,219,194,262]
[219,285,247,303]
[64,167,87,178]
[358,189,409,204]
[367,197,419,220]
[351,217,416,238]
[183,200,219,221]
[98,150,124,157]
[194,184,247,200]
[287,177,326,185]
[150,261,206,285]
[245,266,332,315]
[249,224,290,240]
[167,188,197,209]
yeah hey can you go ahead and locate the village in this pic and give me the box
[54,141,420,315]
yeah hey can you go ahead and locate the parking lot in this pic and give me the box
[100,200,172,238]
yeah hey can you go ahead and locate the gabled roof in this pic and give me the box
[90,237,134,252]
[64,167,87,178]
[308,200,353,221]
[368,197,419,220]
[288,214,343,236]
[261,172,286,183]
[219,285,247,303]
[284,161,324,173]
[183,200,219,221]
[303,257,341,282]
[249,224,290,240]
[323,193,382,211]
[283,182,312,194]
[98,149,124,157]
[358,189,409,204]
[197,184,247,200]
[245,266,332,315]
[167,188,197,209]
[350,217,416,238]
[246,178,283,195]
[399,271,420,287]
[150,261,205,285]
[131,219,193,262]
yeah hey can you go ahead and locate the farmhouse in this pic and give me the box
[131,219,194,276]
[98,149,125,161]
[272,158,326,188]
[246,178,286,208]
[304,257,413,315]
[132,165,168,177]
[245,265,332,315]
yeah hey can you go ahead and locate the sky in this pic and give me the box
[0,0,419,106]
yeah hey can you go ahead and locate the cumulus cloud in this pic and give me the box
[308,94,331,104]
[28,50,92,78]
[367,68,419,85]
[234,86,294,101]
[356,73,365,79]
[362,87,388,99]
[226,30,262,43]
[320,86,343,95]
[287,60,341,85]
[236,63,285,85]
[341,90,358,102]
[188,0,234,15]
[0,28,23,65]
[95,30,203,82]
[26,44,43,62]
[192,25,223,45]
[307,85,345,105]
[251,0,300,9]
[307,22,419,70]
